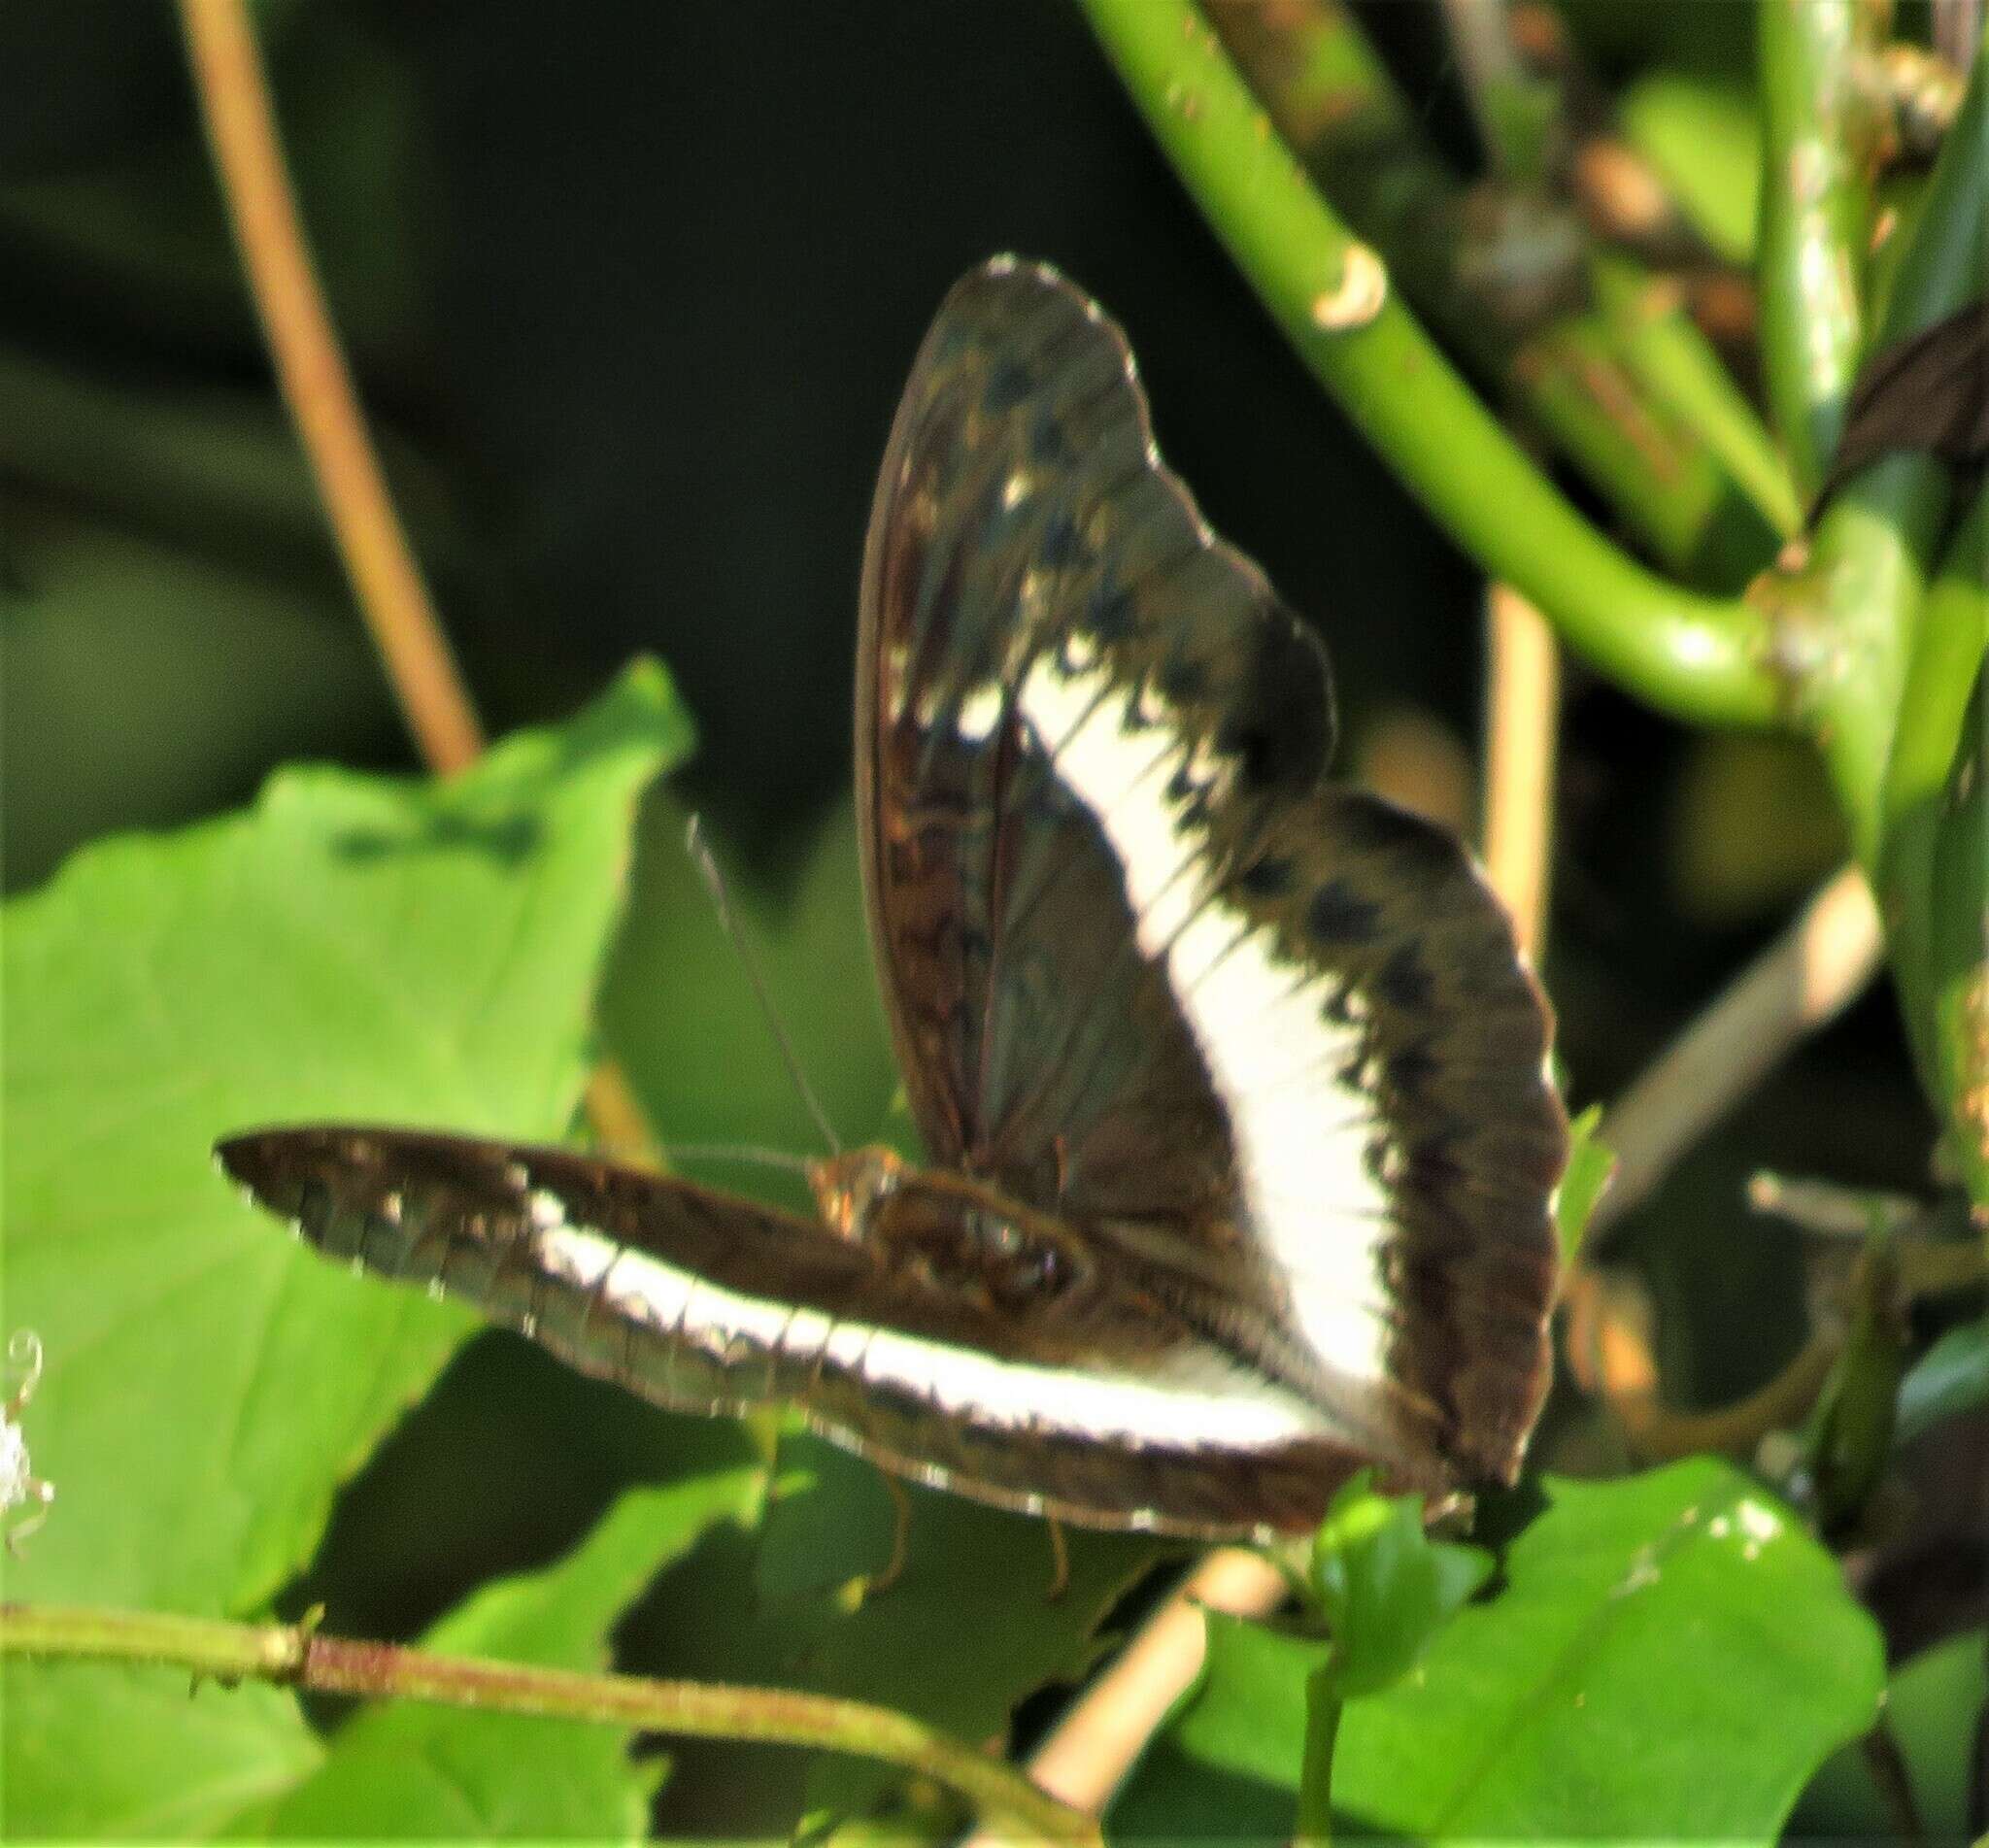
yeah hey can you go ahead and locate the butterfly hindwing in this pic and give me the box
[858,259,1563,1484]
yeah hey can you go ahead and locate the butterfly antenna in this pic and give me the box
[684,815,843,1155]
[664,1143,814,1176]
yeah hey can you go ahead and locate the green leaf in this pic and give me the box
[614,1429,1162,1834]
[1555,1104,1615,1264]
[1897,1320,1989,1446]
[1617,75,1760,266]
[1309,1478,1491,1699]
[1,664,687,1836]
[0,1665,318,1841]
[1793,1628,1986,1840]
[1112,1461,1884,1841]
[253,1478,759,1839]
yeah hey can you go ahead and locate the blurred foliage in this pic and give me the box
[0,1,1976,1841]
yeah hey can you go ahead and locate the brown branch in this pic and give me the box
[178,0,657,1164]
[177,0,484,775]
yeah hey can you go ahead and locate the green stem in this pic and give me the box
[1756,0,1885,498]
[1081,0,1783,729]
[1875,485,1989,1201]
[1213,0,1796,575]
[1882,487,1989,857]
[0,1602,1099,1846]
[1590,255,1804,548]
[1296,1664,1343,1843]
[1788,33,1989,864]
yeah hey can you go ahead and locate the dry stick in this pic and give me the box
[1593,865,1885,1239]
[178,0,482,775]
[177,0,658,1165]
[1481,583,1562,960]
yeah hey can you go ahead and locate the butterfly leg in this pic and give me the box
[1044,1514,1070,1602]
[866,1469,913,1596]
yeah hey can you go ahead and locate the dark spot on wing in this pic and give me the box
[1029,410,1072,465]
[1087,581,1136,642]
[1216,618,1332,793]
[1385,1043,1439,1098]
[1406,1129,1466,1192]
[1160,655,1207,702]
[1333,796,1458,877]
[1308,879,1381,943]
[1239,855,1296,898]
[984,357,1033,412]
[1039,508,1082,568]
[1378,945,1433,1012]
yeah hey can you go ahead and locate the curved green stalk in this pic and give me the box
[1079,0,1783,730]
[1590,255,1804,547]
[1297,1665,1343,1843]
[1756,0,1885,498]
[0,1602,1100,1844]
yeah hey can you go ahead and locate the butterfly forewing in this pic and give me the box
[218,1126,1392,1536]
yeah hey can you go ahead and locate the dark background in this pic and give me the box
[0,0,1936,1826]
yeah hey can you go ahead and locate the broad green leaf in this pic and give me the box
[1309,1478,1491,1698]
[616,1429,1162,1835]
[251,1476,760,1839]
[0,1665,317,1841]
[3,659,686,1612]
[1113,1461,1884,1841]
[1554,1103,1615,1264]
[2,666,686,1836]
[1792,1627,1986,1840]
[1117,1612,1323,1844]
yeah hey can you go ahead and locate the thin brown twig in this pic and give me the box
[177,0,484,775]
[1480,583,1561,961]
[1593,866,1885,1239]
[178,0,657,1163]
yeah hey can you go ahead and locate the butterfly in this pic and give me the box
[219,256,1566,1544]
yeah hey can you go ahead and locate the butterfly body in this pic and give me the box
[220,256,1565,1542]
